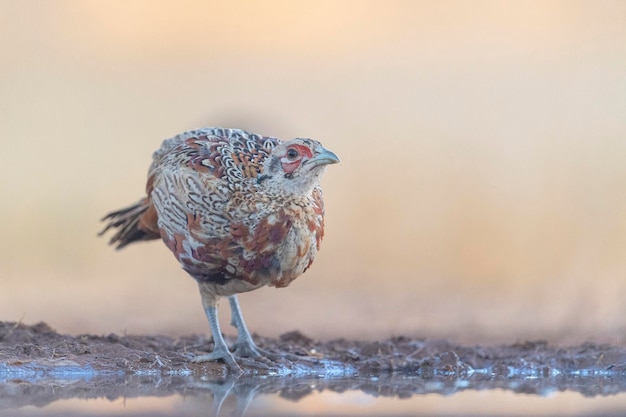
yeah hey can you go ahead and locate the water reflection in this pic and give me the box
[2,372,626,416]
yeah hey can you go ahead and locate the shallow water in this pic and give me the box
[7,390,626,417]
[2,371,626,416]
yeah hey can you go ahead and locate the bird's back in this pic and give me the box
[148,128,280,192]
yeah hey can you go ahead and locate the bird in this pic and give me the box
[99,127,339,373]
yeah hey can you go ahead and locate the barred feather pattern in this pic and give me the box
[102,127,336,303]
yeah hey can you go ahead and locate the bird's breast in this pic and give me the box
[159,194,325,293]
[234,202,324,288]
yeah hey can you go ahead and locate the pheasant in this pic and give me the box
[100,127,339,373]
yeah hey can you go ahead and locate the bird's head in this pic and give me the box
[259,138,340,195]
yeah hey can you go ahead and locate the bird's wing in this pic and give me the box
[148,128,283,283]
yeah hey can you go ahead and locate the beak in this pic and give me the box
[309,147,340,167]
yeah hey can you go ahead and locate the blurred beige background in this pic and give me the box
[1,0,625,344]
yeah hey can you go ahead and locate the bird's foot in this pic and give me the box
[232,340,264,358]
[236,337,317,360]
[232,339,281,364]
[191,348,243,375]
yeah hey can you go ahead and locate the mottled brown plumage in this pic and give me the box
[100,127,339,372]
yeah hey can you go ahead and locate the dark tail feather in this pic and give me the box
[99,198,160,249]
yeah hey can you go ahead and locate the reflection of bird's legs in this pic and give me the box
[192,286,243,374]
[232,380,264,417]
[200,379,236,417]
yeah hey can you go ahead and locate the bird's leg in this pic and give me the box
[229,295,322,365]
[193,304,243,373]
[228,295,262,358]
[193,289,243,374]
[228,295,274,359]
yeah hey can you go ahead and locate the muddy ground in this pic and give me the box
[1,321,626,411]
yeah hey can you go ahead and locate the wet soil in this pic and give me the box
[1,321,626,410]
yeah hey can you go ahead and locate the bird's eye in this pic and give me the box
[286,148,299,161]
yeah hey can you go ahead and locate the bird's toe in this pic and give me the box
[191,350,243,374]
[232,341,276,359]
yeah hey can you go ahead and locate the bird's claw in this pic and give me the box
[192,350,244,375]
[232,341,267,357]
[232,341,276,365]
